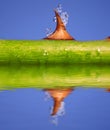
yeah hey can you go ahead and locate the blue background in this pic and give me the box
[0,0,110,40]
[0,88,110,130]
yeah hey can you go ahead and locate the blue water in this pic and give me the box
[0,88,110,130]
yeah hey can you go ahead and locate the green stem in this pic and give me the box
[0,40,110,64]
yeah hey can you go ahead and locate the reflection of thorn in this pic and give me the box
[51,115,58,126]
[44,10,75,40]
[44,91,51,101]
[44,88,73,115]
[106,88,110,92]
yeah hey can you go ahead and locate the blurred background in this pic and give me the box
[0,0,110,40]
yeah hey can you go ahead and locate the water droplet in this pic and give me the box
[56,4,62,14]
[53,16,57,23]
[61,12,69,26]
[97,48,101,52]
[45,4,69,37]
[65,48,68,51]
[46,28,52,36]
[55,4,69,26]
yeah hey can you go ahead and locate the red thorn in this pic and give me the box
[44,10,75,40]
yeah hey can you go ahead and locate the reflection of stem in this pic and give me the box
[44,10,75,40]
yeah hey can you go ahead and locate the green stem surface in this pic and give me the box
[0,40,110,64]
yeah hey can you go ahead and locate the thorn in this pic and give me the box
[44,10,75,40]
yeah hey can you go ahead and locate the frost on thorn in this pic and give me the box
[46,28,52,37]
[61,12,69,26]
[53,16,57,23]
[56,4,62,14]
[54,4,69,26]
[44,4,75,40]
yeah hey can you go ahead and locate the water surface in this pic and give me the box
[0,88,110,130]
[0,65,110,130]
